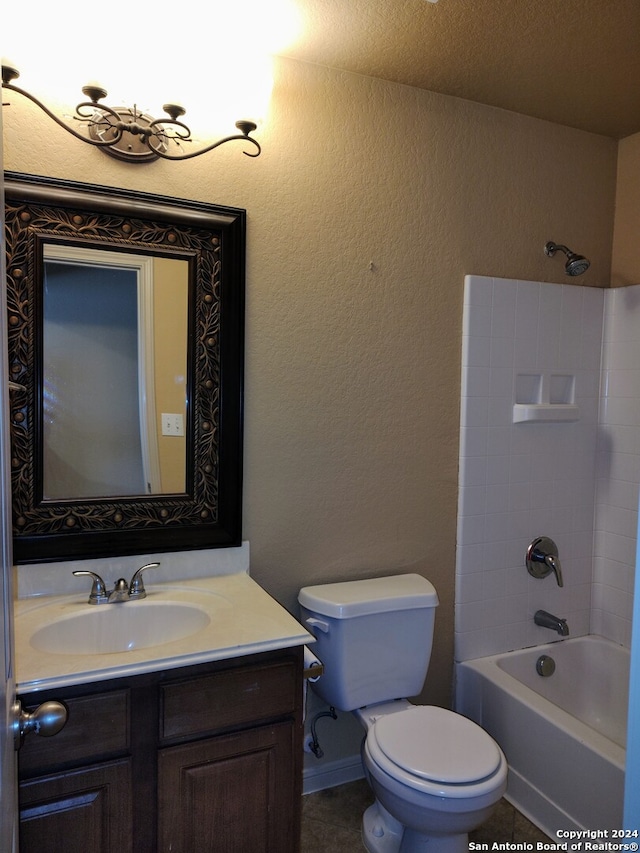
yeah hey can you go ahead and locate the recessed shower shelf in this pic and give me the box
[512,403,580,424]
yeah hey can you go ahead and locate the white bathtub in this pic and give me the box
[455,636,629,837]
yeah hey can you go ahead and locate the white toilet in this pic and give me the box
[298,574,507,853]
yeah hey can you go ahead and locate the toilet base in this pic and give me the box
[362,801,470,853]
[362,802,403,853]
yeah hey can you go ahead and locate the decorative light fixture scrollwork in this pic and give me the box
[1,63,262,163]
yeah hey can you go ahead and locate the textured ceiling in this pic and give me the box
[283,0,640,139]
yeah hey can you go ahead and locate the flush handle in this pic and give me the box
[13,699,68,750]
[305,617,330,634]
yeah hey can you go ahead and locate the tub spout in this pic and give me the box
[534,609,569,637]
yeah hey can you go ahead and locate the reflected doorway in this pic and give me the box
[42,246,188,500]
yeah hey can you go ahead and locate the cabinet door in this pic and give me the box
[18,759,133,853]
[158,721,298,853]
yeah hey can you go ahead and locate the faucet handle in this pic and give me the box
[544,553,564,588]
[128,562,160,600]
[72,570,109,605]
[526,537,563,587]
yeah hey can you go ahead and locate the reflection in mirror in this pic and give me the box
[5,172,245,564]
[42,246,188,500]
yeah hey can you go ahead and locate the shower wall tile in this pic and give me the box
[456,275,604,661]
[457,277,640,658]
[592,284,640,647]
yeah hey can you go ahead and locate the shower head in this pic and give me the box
[544,241,591,276]
[564,254,590,276]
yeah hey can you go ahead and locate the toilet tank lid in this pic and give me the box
[298,574,439,618]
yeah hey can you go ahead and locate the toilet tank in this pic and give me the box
[298,574,439,711]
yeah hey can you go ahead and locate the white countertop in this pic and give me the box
[15,571,312,693]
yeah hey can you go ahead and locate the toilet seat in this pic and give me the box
[365,705,505,799]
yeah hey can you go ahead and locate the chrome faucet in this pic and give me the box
[73,562,160,605]
[526,537,563,587]
[108,577,131,603]
[534,609,569,636]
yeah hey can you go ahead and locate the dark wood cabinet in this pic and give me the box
[18,759,133,853]
[159,721,297,853]
[17,648,303,853]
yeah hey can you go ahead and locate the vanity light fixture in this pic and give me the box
[1,63,262,163]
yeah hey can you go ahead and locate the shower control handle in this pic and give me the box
[526,537,564,587]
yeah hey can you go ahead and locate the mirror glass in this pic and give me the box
[42,245,188,499]
[5,173,245,564]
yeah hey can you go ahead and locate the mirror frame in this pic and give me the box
[4,172,245,564]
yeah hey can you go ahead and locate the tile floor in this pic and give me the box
[302,779,550,852]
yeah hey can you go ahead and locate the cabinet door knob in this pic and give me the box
[13,699,68,750]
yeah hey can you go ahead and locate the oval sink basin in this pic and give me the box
[30,601,211,655]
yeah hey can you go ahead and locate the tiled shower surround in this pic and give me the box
[456,275,639,661]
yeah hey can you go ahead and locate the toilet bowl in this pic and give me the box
[355,701,507,853]
[298,574,508,853]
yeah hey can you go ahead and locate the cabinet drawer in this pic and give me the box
[19,689,130,777]
[161,661,297,741]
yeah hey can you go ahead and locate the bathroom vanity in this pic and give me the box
[4,173,305,850]
[14,566,311,853]
[18,648,302,852]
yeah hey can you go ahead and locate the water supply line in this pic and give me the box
[306,707,338,758]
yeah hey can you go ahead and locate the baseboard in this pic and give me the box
[302,755,365,795]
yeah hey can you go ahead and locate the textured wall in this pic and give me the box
[3,57,618,715]
[612,132,640,287]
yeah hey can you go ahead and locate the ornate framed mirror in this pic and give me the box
[4,172,244,563]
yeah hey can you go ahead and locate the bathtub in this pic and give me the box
[455,636,629,837]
